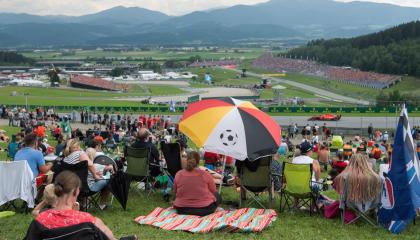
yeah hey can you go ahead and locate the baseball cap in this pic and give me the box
[300,141,313,154]
[94,135,105,143]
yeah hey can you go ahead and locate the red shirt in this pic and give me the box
[36,209,96,229]
[204,152,219,164]
[147,118,152,128]
[225,156,234,166]
[174,169,216,208]
[332,160,348,173]
[53,127,61,134]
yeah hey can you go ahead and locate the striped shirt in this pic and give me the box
[63,151,83,165]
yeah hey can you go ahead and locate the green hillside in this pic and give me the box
[288,21,420,77]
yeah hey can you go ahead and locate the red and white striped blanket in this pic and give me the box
[135,207,277,233]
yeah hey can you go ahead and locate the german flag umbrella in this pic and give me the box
[179,97,281,161]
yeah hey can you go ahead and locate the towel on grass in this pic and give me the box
[0,211,15,218]
[135,207,276,233]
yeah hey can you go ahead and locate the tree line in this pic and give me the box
[286,21,420,77]
[376,90,420,108]
[0,51,34,65]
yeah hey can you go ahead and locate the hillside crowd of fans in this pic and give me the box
[253,53,401,89]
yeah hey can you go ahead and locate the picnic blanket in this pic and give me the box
[135,207,276,233]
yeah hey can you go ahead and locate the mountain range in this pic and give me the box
[1,0,420,47]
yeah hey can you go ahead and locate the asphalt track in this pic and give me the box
[170,115,418,129]
[25,115,418,129]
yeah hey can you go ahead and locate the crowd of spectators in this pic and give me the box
[253,53,401,89]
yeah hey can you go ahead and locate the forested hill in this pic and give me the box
[0,51,34,65]
[288,21,420,77]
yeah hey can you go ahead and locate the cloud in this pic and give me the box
[0,0,418,16]
[335,0,420,8]
[0,0,269,16]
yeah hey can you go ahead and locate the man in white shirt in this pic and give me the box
[382,131,389,142]
[292,141,322,192]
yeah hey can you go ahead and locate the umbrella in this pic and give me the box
[179,97,281,161]
[110,171,131,210]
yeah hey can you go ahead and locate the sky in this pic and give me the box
[0,0,419,16]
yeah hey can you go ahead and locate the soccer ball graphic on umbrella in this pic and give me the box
[219,129,238,146]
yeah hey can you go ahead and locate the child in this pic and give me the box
[368,153,377,172]
[32,184,79,216]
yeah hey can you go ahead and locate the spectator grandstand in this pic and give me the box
[189,60,240,68]
[70,75,129,91]
[253,53,401,89]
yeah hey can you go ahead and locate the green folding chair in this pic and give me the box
[125,146,154,197]
[238,156,273,209]
[279,162,318,215]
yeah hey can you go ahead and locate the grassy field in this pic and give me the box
[285,73,381,101]
[385,76,420,95]
[0,85,186,107]
[21,49,265,61]
[4,189,420,240]
[1,124,419,239]
[187,67,261,86]
[260,84,317,100]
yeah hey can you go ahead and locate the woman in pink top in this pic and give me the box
[173,151,221,216]
[30,171,116,239]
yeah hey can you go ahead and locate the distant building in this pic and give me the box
[10,79,47,87]
[36,61,84,68]
[70,75,128,91]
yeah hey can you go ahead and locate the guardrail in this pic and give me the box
[5,104,420,114]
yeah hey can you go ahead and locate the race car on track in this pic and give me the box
[308,113,342,121]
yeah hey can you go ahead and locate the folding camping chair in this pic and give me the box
[160,141,182,201]
[125,146,155,197]
[24,221,108,240]
[52,160,102,212]
[160,141,182,184]
[279,162,319,216]
[339,177,380,226]
[238,156,273,209]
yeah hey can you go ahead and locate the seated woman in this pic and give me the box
[86,148,114,189]
[182,148,223,185]
[173,151,221,216]
[334,154,382,210]
[29,171,116,239]
[63,139,111,210]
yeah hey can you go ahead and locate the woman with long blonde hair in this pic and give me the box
[334,154,381,203]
